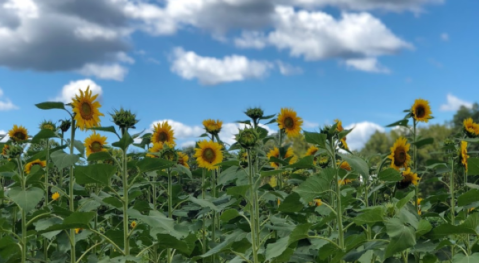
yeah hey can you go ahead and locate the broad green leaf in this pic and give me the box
[112,131,133,150]
[74,164,116,186]
[73,140,85,156]
[458,189,479,206]
[35,102,65,110]
[284,156,314,169]
[31,129,59,143]
[137,158,174,173]
[39,212,96,233]
[378,168,402,182]
[294,168,335,202]
[384,218,416,258]
[430,224,476,239]
[278,192,303,213]
[468,158,479,176]
[50,151,79,170]
[7,187,43,213]
[416,219,433,237]
[128,209,181,238]
[34,218,63,239]
[303,131,326,148]
[226,185,250,197]
[386,119,409,128]
[220,209,240,222]
[396,191,415,209]
[156,233,196,256]
[452,253,479,263]
[261,169,286,177]
[173,164,192,179]
[89,126,118,136]
[338,153,369,178]
[87,151,113,162]
[188,196,219,212]
[352,206,384,226]
[200,231,247,258]
[266,223,311,261]
[412,137,434,148]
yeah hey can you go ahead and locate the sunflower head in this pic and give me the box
[277,108,303,137]
[339,179,353,185]
[463,118,479,138]
[152,121,175,145]
[388,137,411,170]
[202,119,223,135]
[2,144,9,156]
[411,99,432,123]
[8,125,28,142]
[59,119,72,133]
[177,151,190,169]
[337,160,351,171]
[267,147,281,168]
[147,142,173,158]
[71,86,104,131]
[460,141,469,172]
[39,120,56,131]
[160,146,178,163]
[334,119,344,132]
[194,140,223,170]
[236,128,259,149]
[25,159,47,174]
[85,132,108,157]
[245,107,265,121]
[340,138,349,151]
[75,228,83,234]
[268,147,297,168]
[269,176,278,188]
[285,147,297,164]
[313,199,322,207]
[318,155,330,168]
[52,192,60,201]
[130,221,137,228]
[396,167,419,189]
[111,108,138,131]
[305,145,319,165]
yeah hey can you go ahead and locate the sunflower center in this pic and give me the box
[158,132,168,142]
[415,106,425,118]
[80,102,93,120]
[203,148,216,163]
[91,141,103,153]
[394,148,406,167]
[284,117,294,129]
[14,132,26,140]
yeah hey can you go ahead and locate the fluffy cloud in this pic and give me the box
[53,79,103,103]
[77,63,129,81]
[345,121,385,151]
[345,58,390,73]
[0,88,19,111]
[289,0,443,12]
[170,47,273,85]
[440,94,473,112]
[276,60,303,75]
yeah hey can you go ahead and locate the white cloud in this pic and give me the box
[345,121,385,151]
[234,31,268,49]
[170,47,273,85]
[0,88,19,111]
[303,120,319,129]
[77,63,129,81]
[440,33,449,41]
[276,60,303,75]
[53,79,103,103]
[181,141,196,148]
[289,0,443,12]
[345,58,390,73]
[440,94,473,112]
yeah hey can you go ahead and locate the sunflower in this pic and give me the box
[194,140,223,170]
[130,221,137,228]
[277,108,303,137]
[400,167,420,187]
[269,176,278,188]
[52,192,60,201]
[305,146,319,164]
[39,120,56,131]
[337,160,351,171]
[463,118,479,137]
[318,155,330,168]
[313,199,322,207]
[460,141,469,172]
[151,121,175,145]
[147,142,165,158]
[267,147,297,168]
[177,151,190,169]
[335,119,344,132]
[85,132,108,157]
[75,228,83,234]
[203,119,223,135]
[340,138,349,151]
[8,125,28,142]
[411,99,432,123]
[71,86,104,131]
[388,137,411,170]
[2,144,9,156]
[24,159,46,174]
[339,179,353,185]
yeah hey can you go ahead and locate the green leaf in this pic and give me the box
[294,168,335,202]
[73,140,85,156]
[173,164,192,179]
[303,131,326,148]
[265,237,289,261]
[378,168,403,182]
[396,191,415,209]
[87,151,113,162]
[220,209,240,223]
[156,233,196,256]
[34,218,63,239]
[278,192,303,213]
[128,209,181,238]
[226,185,250,197]
[386,119,409,128]
[261,169,286,177]
[384,218,416,258]
[137,158,175,173]
[35,102,65,110]
[6,187,43,213]
[39,212,96,233]
[88,126,118,136]
[452,253,479,263]
[283,155,314,169]
[430,224,476,239]
[413,138,434,148]
[31,129,59,143]
[467,158,479,176]
[338,154,369,177]
[199,231,247,258]
[74,164,116,186]
[352,207,384,226]
[416,219,433,237]
[458,189,479,207]
[112,131,134,150]
[188,196,219,212]
[50,151,79,170]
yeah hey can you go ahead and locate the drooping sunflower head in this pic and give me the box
[397,167,420,188]
[71,86,104,131]
[25,159,47,174]
[39,120,56,131]
[411,99,432,123]
[334,119,344,132]
[463,118,479,138]
[460,141,469,172]
[59,119,72,133]
[277,108,303,138]
[52,192,60,201]
[340,138,349,151]
[8,125,28,142]
[337,160,352,171]
[152,121,175,145]
[177,151,190,169]
[194,140,223,170]
[84,132,108,157]
[203,119,223,135]
[388,137,411,170]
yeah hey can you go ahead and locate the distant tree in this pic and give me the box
[452,103,479,128]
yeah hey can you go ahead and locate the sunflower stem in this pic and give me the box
[247,149,259,263]
[122,144,130,256]
[44,139,50,208]
[17,157,27,263]
[331,139,344,260]
[450,157,455,260]
[69,119,76,263]
[413,120,419,213]
[167,168,172,263]
[201,168,207,256]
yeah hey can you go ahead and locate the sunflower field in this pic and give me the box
[2,87,479,263]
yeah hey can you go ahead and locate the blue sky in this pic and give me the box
[0,0,478,150]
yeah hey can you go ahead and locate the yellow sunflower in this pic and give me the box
[130,221,137,228]
[202,119,223,135]
[463,118,479,137]
[277,108,303,137]
[177,151,190,169]
[411,99,432,123]
[75,228,82,234]
[337,160,352,171]
[461,141,469,172]
[52,192,60,201]
[269,176,278,188]
[71,86,104,131]
[39,121,56,131]
[84,132,108,157]
[313,199,322,207]
[339,179,353,185]
[401,167,420,186]
[305,146,319,164]
[8,125,28,142]
[340,138,349,151]
[388,137,411,170]
[335,119,344,132]
[194,140,223,170]
[147,142,165,158]
[2,144,9,156]
[151,121,175,145]
[268,147,297,168]
[24,159,47,174]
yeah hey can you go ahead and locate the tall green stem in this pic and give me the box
[69,119,76,263]
[18,157,27,263]
[413,120,419,212]
[332,153,344,251]
[450,158,455,260]
[122,147,130,256]
[247,149,259,263]
[202,169,207,255]
[167,168,173,263]
[44,140,50,207]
